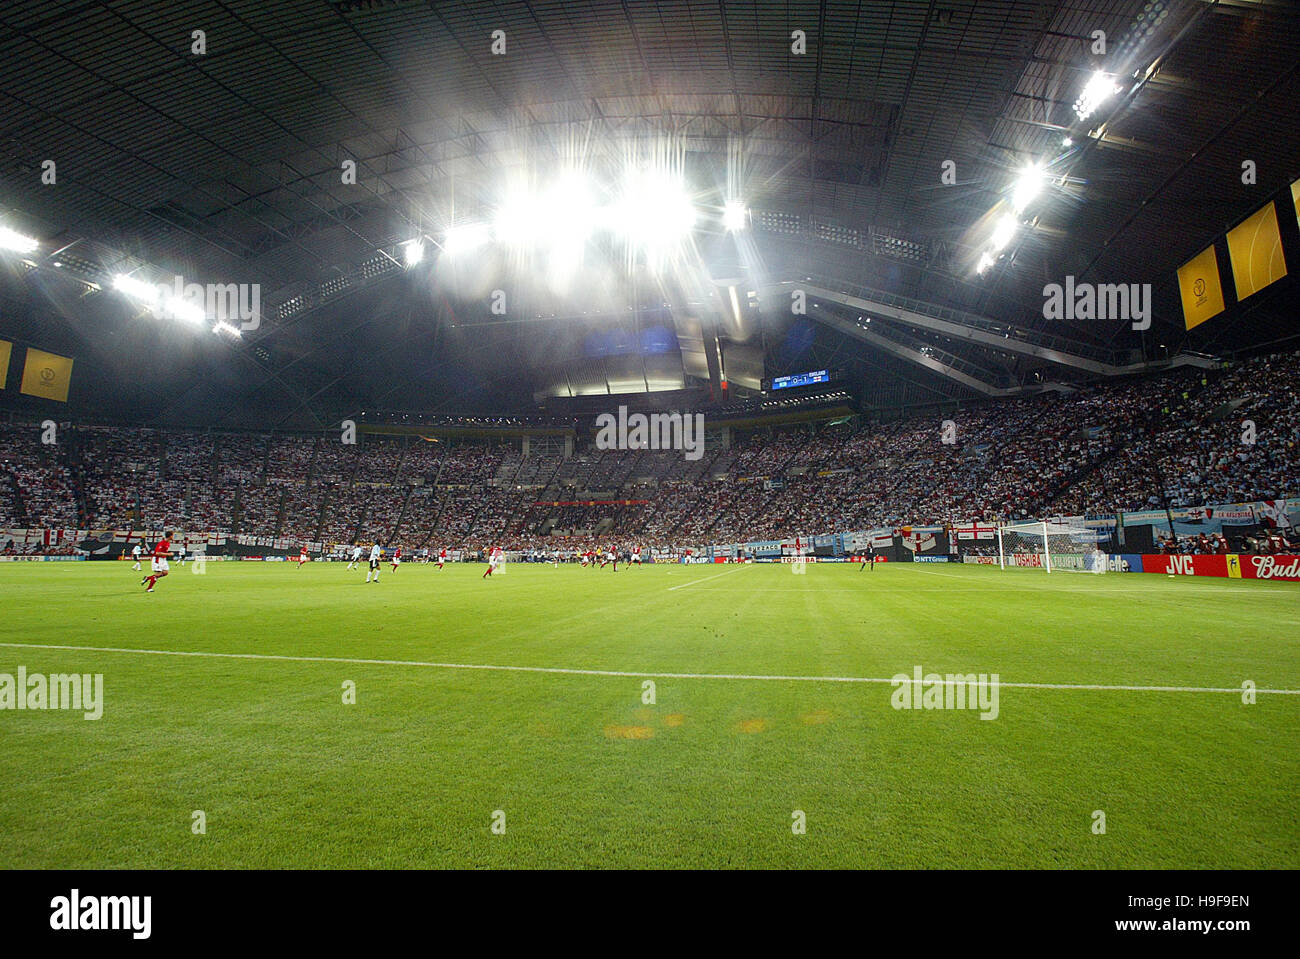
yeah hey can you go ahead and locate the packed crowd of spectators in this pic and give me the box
[2,350,1296,550]
[0,423,82,528]
[1049,353,1300,513]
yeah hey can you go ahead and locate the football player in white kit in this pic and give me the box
[347,543,363,569]
[131,542,143,570]
[365,542,383,583]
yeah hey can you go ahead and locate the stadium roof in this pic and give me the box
[0,0,1297,427]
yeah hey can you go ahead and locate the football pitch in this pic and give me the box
[1,560,1296,869]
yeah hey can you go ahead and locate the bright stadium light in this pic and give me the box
[0,226,38,254]
[536,172,600,290]
[115,272,204,324]
[113,273,160,305]
[613,168,697,252]
[213,321,242,337]
[723,198,748,232]
[976,251,996,275]
[546,171,599,249]
[990,214,1018,252]
[492,189,545,248]
[495,172,600,255]
[443,223,491,256]
[402,239,425,266]
[1074,71,1122,122]
[163,294,206,325]
[1011,164,1045,214]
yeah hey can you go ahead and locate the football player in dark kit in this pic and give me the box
[860,544,876,571]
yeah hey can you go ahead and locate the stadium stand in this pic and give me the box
[2,351,1297,550]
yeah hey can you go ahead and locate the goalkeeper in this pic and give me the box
[859,544,876,571]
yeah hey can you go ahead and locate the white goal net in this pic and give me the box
[997,521,1106,573]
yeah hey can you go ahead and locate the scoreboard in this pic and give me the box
[767,369,833,391]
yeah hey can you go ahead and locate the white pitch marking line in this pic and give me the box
[666,566,746,591]
[679,584,1284,595]
[0,642,1295,695]
[902,566,1285,593]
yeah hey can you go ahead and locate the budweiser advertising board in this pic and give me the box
[1141,554,1300,581]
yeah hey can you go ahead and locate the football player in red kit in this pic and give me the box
[142,532,173,593]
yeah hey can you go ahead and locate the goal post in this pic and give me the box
[997,520,1106,573]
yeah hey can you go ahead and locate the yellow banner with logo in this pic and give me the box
[1226,554,1242,578]
[20,347,75,402]
[1226,201,1287,302]
[1177,245,1226,331]
[0,339,10,390]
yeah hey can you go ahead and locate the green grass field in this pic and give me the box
[1,559,1296,868]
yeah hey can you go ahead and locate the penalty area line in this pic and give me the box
[0,641,1294,695]
[666,566,747,591]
